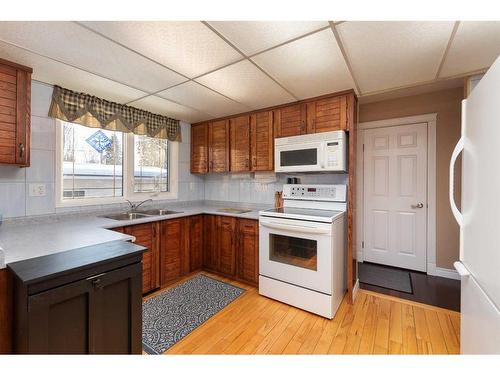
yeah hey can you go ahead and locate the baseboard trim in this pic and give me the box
[427,263,460,280]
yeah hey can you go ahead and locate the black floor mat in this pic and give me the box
[359,262,413,294]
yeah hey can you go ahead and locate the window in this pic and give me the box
[62,122,124,200]
[57,120,178,206]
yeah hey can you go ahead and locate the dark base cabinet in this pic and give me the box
[8,241,145,354]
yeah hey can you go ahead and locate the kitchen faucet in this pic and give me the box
[126,199,153,212]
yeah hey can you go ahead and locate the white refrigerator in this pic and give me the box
[450,55,500,354]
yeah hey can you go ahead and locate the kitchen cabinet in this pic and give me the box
[8,241,144,354]
[273,103,307,138]
[203,214,219,272]
[124,222,160,294]
[209,119,230,172]
[250,110,274,171]
[230,115,251,172]
[188,215,203,272]
[0,58,32,166]
[218,216,237,276]
[237,219,259,285]
[159,218,185,287]
[306,94,356,133]
[190,122,208,174]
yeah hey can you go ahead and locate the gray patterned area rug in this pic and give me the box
[142,274,245,354]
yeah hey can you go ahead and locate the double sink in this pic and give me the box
[102,209,181,221]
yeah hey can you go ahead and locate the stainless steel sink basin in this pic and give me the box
[137,209,181,216]
[102,212,151,221]
[216,208,252,214]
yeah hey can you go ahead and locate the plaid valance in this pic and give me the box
[48,85,181,141]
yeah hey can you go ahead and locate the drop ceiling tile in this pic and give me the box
[440,21,500,78]
[0,41,146,104]
[128,95,212,124]
[0,21,186,93]
[337,21,455,93]
[252,29,355,99]
[207,21,329,56]
[195,60,295,109]
[157,81,251,118]
[80,21,243,78]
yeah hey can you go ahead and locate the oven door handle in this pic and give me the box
[260,221,330,234]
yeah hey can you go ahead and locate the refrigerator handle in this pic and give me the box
[449,137,464,227]
[454,261,470,278]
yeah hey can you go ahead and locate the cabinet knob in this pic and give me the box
[19,143,25,158]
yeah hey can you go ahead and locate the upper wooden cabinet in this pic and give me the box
[190,122,208,174]
[209,119,230,173]
[306,94,356,133]
[190,91,357,173]
[0,58,32,167]
[273,103,306,138]
[250,110,274,171]
[229,115,250,172]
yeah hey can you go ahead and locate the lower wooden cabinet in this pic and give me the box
[237,219,259,284]
[122,214,259,292]
[124,222,160,294]
[188,215,203,272]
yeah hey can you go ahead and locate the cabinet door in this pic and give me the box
[0,61,31,166]
[237,219,259,284]
[159,219,184,287]
[203,215,219,272]
[250,111,274,171]
[124,222,159,294]
[218,216,237,276]
[274,103,306,138]
[189,215,203,272]
[91,263,143,354]
[191,122,208,174]
[209,119,230,172]
[27,277,93,354]
[306,94,356,133]
[230,115,251,172]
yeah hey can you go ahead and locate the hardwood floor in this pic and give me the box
[143,271,460,355]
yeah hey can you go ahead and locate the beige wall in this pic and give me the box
[359,87,463,269]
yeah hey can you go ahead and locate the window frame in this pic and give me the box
[55,120,178,208]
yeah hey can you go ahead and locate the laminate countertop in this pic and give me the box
[0,201,267,269]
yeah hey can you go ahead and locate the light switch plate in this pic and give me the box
[29,183,46,197]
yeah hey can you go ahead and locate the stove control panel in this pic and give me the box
[282,184,347,202]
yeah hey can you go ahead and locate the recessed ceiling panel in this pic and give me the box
[252,29,355,99]
[337,21,455,93]
[80,21,243,78]
[195,60,295,109]
[440,21,500,78]
[128,95,212,124]
[207,21,329,55]
[0,21,186,93]
[157,81,251,118]
[0,41,146,104]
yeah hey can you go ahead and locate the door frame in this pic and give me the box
[356,113,438,276]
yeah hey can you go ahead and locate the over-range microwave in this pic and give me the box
[274,130,347,173]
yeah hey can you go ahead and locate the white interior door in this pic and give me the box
[363,123,428,271]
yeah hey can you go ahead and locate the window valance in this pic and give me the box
[48,85,181,141]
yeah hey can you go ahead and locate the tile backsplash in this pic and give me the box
[0,80,347,219]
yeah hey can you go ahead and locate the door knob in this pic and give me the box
[411,203,424,209]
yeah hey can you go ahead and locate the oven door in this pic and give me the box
[274,142,325,172]
[259,216,333,294]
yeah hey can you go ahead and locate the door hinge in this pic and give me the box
[362,144,365,152]
[362,241,364,248]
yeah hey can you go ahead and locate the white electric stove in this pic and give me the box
[258,184,347,319]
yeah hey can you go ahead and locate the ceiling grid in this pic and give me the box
[0,20,498,123]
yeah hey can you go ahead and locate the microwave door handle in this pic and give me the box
[319,143,326,169]
[261,221,330,234]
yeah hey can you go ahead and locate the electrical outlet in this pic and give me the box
[29,183,46,197]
